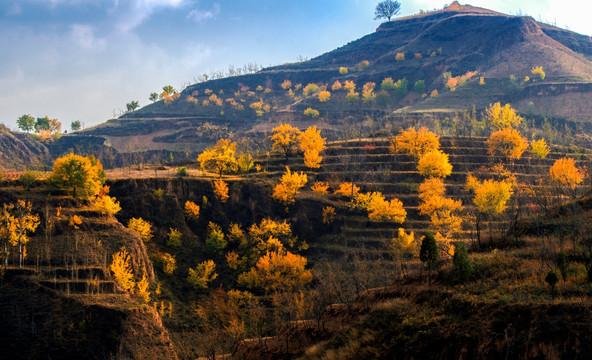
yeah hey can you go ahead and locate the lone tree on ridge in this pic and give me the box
[375,0,401,21]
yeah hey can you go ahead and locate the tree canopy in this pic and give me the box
[197,138,238,177]
[49,153,105,199]
[374,0,401,21]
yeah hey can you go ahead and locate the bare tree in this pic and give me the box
[374,0,401,21]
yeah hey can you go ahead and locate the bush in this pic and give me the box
[19,170,37,190]
[303,107,320,118]
[176,167,188,176]
[167,228,182,248]
[339,67,348,75]
[452,243,472,283]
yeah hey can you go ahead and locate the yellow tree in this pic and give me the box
[184,201,200,221]
[50,153,105,199]
[213,179,230,203]
[549,157,584,194]
[94,195,121,216]
[237,153,254,177]
[272,167,308,205]
[110,246,135,293]
[237,250,312,293]
[128,217,153,242]
[303,150,322,168]
[197,138,238,177]
[487,127,528,160]
[417,150,452,178]
[530,138,550,159]
[318,90,331,102]
[485,102,524,130]
[3,200,40,268]
[362,191,407,223]
[390,127,440,159]
[472,179,514,243]
[271,124,302,158]
[0,204,15,270]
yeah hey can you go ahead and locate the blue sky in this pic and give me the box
[0,0,589,131]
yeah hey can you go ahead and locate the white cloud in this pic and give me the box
[186,2,220,24]
[117,0,188,32]
[70,24,106,50]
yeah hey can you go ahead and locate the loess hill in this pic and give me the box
[4,2,592,170]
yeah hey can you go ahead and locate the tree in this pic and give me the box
[136,270,151,303]
[237,250,312,293]
[1,200,40,268]
[487,127,528,160]
[35,116,50,131]
[49,153,105,199]
[374,0,401,21]
[213,179,230,203]
[414,80,426,94]
[390,127,440,159]
[272,167,307,205]
[94,195,121,216]
[70,120,81,132]
[206,222,227,254]
[365,192,407,223]
[188,260,218,289]
[452,243,472,283]
[545,270,559,298]
[167,228,183,248]
[530,138,550,159]
[472,179,514,243]
[485,102,524,130]
[128,217,153,242]
[303,107,320,118]
[271,124,302,158]
[417,150,452,178]
[300,126,326,168]
[318,90,331,102]
[197,138,238,177]
[149,92,159,102]
[17,114,35,133]
[110,246,135,293]
[238,153,254,177]
[420,232,439,282]
[126,101,139,113]
[184,201,200,221]
[549,157,584,191]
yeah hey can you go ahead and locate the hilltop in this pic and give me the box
[3,2,592,170]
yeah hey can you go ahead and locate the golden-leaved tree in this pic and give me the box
[471,178,514,244]
[271,124,302,157]
[487,127,528,160]
[272,167,307,205]
[50,153,105,199]
[485,102,524,130]
[110,246,135,293]
[0,200,40,268]
[237,250,312,293]
[549,157,584,194]
[299,126,326,168]
[187,260,218,289]
[530,138,550,159]
[417,150,452,178]
[197,138,238,177]
[128,217,153,242]
[390,127,440,159]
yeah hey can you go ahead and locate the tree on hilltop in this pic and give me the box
[375,0,401,21]
[16,114,35,133]
[49,153,106,199]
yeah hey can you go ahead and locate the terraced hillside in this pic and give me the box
[254,136,592,260]
[0,185,177,360]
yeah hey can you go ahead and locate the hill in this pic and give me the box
[3,2,592,171]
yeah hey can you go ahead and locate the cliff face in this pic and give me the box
[0,185,177,360]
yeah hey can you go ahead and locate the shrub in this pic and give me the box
[176,167,188,176]
[322,206,336,224]
[128,217,153,242]
[206,222,227,254]
[531,66,545,80]
[339,67,348,75]
[303,107,320,118]
[303,83,320,96]
[414,80,425,94]
[381,77,396,92]
[281,80,292,90]
[317,90,331,102]
[167,228,182,248]
[19,170,38,190]
[310,181,329,195]
[184,201,200,221]
[452,243,472,283]
[395,52,405,61]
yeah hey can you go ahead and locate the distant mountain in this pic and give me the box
[4,1,592,170]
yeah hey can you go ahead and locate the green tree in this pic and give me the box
[35,117,50,131]
[414,80,426,94]
[419,231,439,283]
[126,101,139,113]
[545,270,559,298]
[452,243,472,283]
[374,0,401,21]
[71,120,81,132]
[17,114,35,133]
[206,222,227,254]
[149,92,159,102]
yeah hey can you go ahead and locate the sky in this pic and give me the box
[0,0,590,131]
